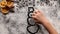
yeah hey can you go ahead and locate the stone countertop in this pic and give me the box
[0,0,60,34]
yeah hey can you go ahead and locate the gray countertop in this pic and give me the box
[0,0,60,34]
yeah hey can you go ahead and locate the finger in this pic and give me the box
[33,18,39,23]
[35,10,41,13]
[37,10,40,13]
[32,13,36,16]
[38,10,43,14]
[33,10,38,14]
[32,16,36,19]
[33,11,37,14]
[35,9,42,13]
[34,19,38,22]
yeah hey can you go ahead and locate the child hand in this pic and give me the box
[32,10,58,34]
[32,10,49,24]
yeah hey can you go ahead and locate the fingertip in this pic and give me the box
[32,13,35,16]
[32,16,36,18]
[35,9,38,11]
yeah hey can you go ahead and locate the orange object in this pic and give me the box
[6,0,13,1]
[0,0,14,15]
[1,8,9,14]
[0,1,7,7]
[7,1,14,8]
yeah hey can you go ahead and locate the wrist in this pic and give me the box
[42,20,49,25]
[40,18,50,24]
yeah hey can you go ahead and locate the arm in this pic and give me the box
[32,10,58,34]
[42,21,58,34]
[7,1,14,8]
